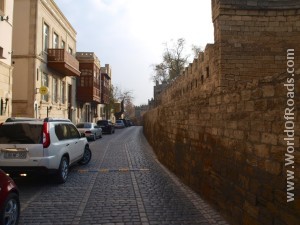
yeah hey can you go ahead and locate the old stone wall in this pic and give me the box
[143,0,300,224]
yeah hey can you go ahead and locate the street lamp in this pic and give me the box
[47,105,52,117]
[1,92,11,114]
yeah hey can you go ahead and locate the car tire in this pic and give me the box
[0,193,20,225]
[56,156,69,184]
[92,134,96,141]
[79,146,92,165]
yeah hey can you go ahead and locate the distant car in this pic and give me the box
[76,122,102,141]
[114,120,125,129]
[97,120,115,134]
[0,169,20,225]
[0,117,92,184]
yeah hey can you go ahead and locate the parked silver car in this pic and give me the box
[76,122,102,141]
[114,120,125,129]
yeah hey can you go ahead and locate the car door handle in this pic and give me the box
[66,144,70,146]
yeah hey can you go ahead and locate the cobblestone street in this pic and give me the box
[15,126,229,225]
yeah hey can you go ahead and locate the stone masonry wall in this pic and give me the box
[143,1,300,224]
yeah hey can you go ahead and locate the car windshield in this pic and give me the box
[0,123,43,144]
[76,123,92,128]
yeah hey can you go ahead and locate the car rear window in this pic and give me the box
[76,123,91,128]
[0,123,43,144]
[97,121,108,125]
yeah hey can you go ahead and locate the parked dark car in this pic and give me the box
[97,120,115,134]
[0,169,20,225]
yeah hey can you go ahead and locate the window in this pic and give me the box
[52,78,58,103]
[0,0,4,16]
[67,124,80,139]
[68,47,73,55]
[61,40,65,49]
[0,123,43,144]
[206,67,210,78]
[55,124,68,140]
[41,73,49,101]
[43,23,49,52]
[61,81,65,104]
[53,32,59,48]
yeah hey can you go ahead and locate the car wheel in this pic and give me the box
[79,146,92,165]
[56,156,69,184]
[92,134,96,141]
[0,193,20,225]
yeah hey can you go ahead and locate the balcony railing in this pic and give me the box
[47,49,81,77]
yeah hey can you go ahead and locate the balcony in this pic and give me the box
[47,49,81,77]
[77,86,101,104]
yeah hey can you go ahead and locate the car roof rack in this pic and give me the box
[44,117,71,122]
[5,117,39,122]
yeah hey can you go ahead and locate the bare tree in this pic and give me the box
[104,85,134,119]
[191,45,203,59]
[151,38,189,84]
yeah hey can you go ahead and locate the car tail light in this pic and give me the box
[43,122,50,148]
[85,131,92,134]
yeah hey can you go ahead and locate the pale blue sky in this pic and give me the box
[55,0,214,105]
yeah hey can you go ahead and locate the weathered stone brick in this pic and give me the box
[261,133,278,145]
[248,131,261,143]
[254,144,270,158]
[244,201,259,219]
[263,85,275,97]
[245,101,255,111]
[254,99,268,111]
[265,160,282,175]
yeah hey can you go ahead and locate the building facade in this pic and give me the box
[100,64,112,120]
[0,0,14,122]
[11,0,80,122]
[76,52,101,123]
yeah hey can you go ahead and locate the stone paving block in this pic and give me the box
[16,127,229,225]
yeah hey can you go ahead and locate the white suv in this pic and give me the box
[0,117,92,183]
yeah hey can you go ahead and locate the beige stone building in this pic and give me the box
[0,0,14,122]
[11,0,80,122]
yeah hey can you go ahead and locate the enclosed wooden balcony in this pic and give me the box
[77,86,101,104]
[47,49,81,77]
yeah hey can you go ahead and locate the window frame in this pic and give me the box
[52,78,58,103]
[61,81,65,104]
[53,32,59,49]
[41,73,49,102]
[61,40,65,50]
[43,23,49,52]
[0,0,5,16]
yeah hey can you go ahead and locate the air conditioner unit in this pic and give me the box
[0,47,6,59]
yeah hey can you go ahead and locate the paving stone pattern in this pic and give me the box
[17,127,229,225]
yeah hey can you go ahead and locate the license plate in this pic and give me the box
[2,149,27,159]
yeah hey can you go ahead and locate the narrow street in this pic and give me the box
[15,126,228,225]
